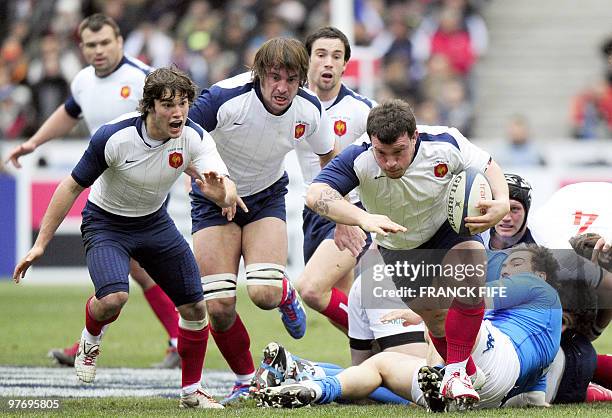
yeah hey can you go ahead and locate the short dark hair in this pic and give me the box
[252,37,309,86]
[305,26,351,62]
[511,244,560,283]
[78,13,121,39]
[367,99,417,144]
[138,67,198,117]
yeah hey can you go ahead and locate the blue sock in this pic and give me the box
[314,376,342,404]
[368,387,410,405]
[318,363,343,377]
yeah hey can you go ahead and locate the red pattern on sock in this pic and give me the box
[586,383,612,402]
[594,354,612,390]
[280,277,289,305]
[178,325,209,387]
[143,285,179,339]
[211,314,255,375]
[445,299,484,364]
[322,288,348,330]
[85,296,120,336]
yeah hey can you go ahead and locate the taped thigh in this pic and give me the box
[201,273,237,301]
[245,263,285,288]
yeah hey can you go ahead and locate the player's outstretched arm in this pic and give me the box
[306,183,406,236]
[13,176,84,283]
[5,105,79,168]
[464,160,510,234]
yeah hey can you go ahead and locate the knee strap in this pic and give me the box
[179,314,208,330]
[245,263,285,288]
[201,273,237,301]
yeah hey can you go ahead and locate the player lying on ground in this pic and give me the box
[255,245,562,411]
[12,67,243,409]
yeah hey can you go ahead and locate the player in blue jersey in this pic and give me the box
[305,99,510,406]
[12,68,240,409]
[187,37,337,403]
[257,244,562,411]
[4,13,182,369]
[293,26,376,333]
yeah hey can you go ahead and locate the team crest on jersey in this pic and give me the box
[434,163,448,178]
[294,123,306,139]
[120,86,131,98]
[169,152,183,168]
[334,120,347,136]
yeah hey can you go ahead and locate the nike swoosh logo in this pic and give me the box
[233,122,243,126]
[125,159,138,164]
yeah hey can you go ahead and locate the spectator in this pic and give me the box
[0,63,33,139]
[570,79,612,140]
[494,115,547,167]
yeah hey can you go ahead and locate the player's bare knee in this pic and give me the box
[297,282,326,311]
[245,263,285,308]
[248,284,282,309]
[98,292,128,316]
[206,298,237,330]
[177,300,207,321]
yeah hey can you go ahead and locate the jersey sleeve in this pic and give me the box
[312,143,368,196]
[188,86,223,132]
[190,130,229,177]
[450,127,491,172]
[304,107,335,155]
[487,274,559,310]
[70,127,111,187]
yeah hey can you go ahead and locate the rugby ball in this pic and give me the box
[446,168,492,236]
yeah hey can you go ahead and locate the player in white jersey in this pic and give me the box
[306,99,510,406]
[4,14,181,369]
[12,68,240,409]
[293,27,375,333]
[188,37,337,403]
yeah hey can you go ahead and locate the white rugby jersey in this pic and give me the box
[529,182,612,249]
[294,83,375,201]
[188,72,335,196]
[314,125,491,249]
[71,112,228,217]
[65,56,151,134]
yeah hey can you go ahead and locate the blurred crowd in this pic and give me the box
[570,36,612,140]
[0,0,489,142]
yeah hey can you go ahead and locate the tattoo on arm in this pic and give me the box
[313,188,343,216]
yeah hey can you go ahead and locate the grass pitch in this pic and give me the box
[0,281,611,417]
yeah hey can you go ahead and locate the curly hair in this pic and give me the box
[138,67,197,118]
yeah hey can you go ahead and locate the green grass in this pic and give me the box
[1,281,611,417]
[2,398,612,417]
[0,281,351,368]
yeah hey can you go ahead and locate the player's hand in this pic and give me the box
[464,199,510,235]
[6,142,36,169]
[359,214,407,237]
[592,235,612,272]
[221,196,247,221]
[334,224,367,258]
[195,171,227,202]
[380,309,423,327]
[13,246,44,283]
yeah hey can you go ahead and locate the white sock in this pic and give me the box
[302,380,323,401]
[82,328,102,344]
[182,382,200,396]
[236,372,255,385]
